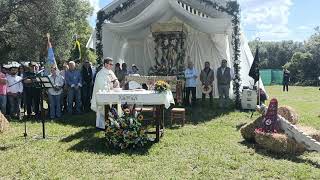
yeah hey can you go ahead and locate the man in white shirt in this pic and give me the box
[91,58,120,129]
[6,66,23,118]
[184,59,198,106]
[48,66,64,119]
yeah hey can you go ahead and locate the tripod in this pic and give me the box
[22,98,27,139]
[36,76,53,139]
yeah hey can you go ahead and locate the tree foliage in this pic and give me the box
[286,27,320,85]
[248,40,304,69]
[0,0,94,65]
[249,27,320,85]
[285,52,313,83]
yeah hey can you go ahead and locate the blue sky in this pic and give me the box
[88,0,320,41]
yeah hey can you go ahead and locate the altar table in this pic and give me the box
[96,90,175,142]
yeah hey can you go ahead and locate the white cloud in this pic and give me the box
[238,0,293,41]
[88,0,101,26]
[89,0,101,15]
[297,25,310,30]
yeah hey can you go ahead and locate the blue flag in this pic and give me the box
[45,34,58,75]
[48,47,56,65]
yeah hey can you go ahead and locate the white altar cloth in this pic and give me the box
[94,90,175,129]
[96,90,175,109]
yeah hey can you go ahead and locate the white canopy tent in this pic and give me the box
[87,0,264,98]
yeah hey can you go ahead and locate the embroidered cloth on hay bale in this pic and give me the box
[240,101,320,154]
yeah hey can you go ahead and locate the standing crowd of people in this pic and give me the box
[0,57,236,120]
[0,61,94,119]
[0,60,142,120]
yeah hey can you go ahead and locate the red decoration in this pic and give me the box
[261,98,280,133]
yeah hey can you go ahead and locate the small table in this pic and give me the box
[96,90,175,142]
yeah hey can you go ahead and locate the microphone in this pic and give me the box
[36,69,45,75]
[9,69,46,87]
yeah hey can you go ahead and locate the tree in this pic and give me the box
[304,27,320,79]
[248,28,320,86]
[0,0,94,65]
[285,52,313,84]
[248,40,304,69]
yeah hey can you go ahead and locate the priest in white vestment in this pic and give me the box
[91,58,120,129]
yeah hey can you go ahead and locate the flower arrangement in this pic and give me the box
[154,80,170,93]
[106,104,148,149]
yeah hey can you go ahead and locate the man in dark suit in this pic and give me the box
[200,61,214,102]
[23,62,41,118]
[217,59,232,108]
[81,60,93,112]
[283,68,290,92]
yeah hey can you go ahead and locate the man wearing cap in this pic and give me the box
[81,60,93,112]
[23,62,41,118]
[7,65,23,118]
[91,58,120,129]
[217,59,233,108]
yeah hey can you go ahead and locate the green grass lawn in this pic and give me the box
[1,86,320,179]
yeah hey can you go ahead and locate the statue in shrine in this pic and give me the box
[161,48,168,69]
[167,39,178,71]
[155,44,162,66]
[151,23,187,75]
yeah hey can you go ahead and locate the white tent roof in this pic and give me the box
[88,0,264,98]
[104,0,232,35]
[102,0,231,23]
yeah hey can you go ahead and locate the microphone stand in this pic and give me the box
[23,99,27,139]
[8,70,44,139]
[8,69,45,87]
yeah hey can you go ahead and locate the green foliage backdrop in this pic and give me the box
[0,0,95,65]
[248,27,320,85]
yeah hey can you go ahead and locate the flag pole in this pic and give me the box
[258,75,260,105]
[256,37,261,106]
[250,37,261,118]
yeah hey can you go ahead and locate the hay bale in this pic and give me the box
[254,132,306,154]
[240,117,263,142]
[0,112,9,133]
[278,106,299,125]
[296,125,320,142]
